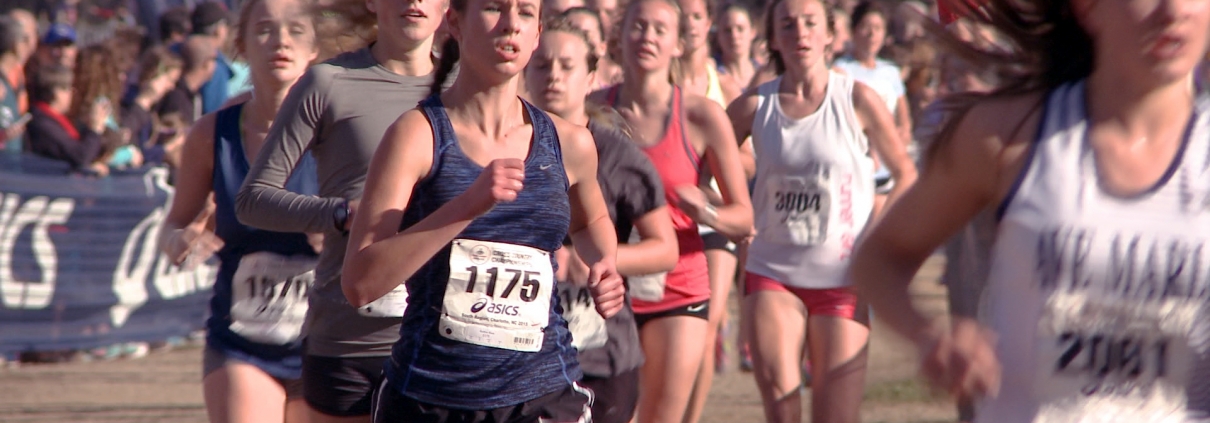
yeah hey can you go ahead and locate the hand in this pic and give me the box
[3,120,27,142]
[307,232,324,254]
[128,147,145,167]
[674,185,717,227]
[586,260,624,318]
[88,162,110,177]
[460,158,525,217]
[918,318,1001,400]
[88,101,111,134]
[167,224,225,269]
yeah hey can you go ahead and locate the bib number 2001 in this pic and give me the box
[1052,331,1169,396]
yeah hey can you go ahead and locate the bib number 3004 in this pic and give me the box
[440,240,553,352]
[229,252,316,345]
[763,176,830,246]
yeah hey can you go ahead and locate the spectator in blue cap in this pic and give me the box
[36,23,78,70]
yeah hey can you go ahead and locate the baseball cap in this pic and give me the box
[191,2,232,33]
[43,23,76,45]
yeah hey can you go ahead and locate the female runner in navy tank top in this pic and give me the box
[588,0,753,422]
[852,0,1210,420]
[339,0,627,420]
[158,0,320,421]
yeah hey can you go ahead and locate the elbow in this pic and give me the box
[232,188,258,226]
[657,242,678,273]
[341,273,374,307]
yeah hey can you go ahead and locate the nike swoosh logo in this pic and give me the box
[540,164,553,170]
[686,303,706,313]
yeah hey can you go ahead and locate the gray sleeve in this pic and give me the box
[236,67,343,233]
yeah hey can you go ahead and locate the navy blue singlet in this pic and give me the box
[208,103,319,379]
[385,95,579,409]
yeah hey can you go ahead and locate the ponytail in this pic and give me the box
[430,38,460,97]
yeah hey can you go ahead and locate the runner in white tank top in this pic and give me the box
[850,0,1210,420]
[746,71,875,288]
[729,0,916,421]
[982,78,1210,423]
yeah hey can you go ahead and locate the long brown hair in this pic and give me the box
[310,0,377,62]
[923,0,1093,162]
[70,44,123,123]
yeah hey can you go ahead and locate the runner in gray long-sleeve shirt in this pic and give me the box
[233,1,450,418]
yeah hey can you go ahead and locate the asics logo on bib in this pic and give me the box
[471,296,521,316]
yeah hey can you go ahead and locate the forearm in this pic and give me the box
[616,239,674,276]
[705,203,753,241]
[568,214,617,267]
[236,184,343,234]
[342,196,476,306]
[851,237,935,345]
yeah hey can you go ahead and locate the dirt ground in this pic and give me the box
[0,256,958,423]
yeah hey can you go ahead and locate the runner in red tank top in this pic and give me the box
[606,85,710,315]
[590,1,753,422]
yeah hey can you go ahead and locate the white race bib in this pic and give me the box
[626,226,666,302]
[439,239,553,352]
[357,284,409,317]
[229,252,315,345]
[762,175,830,246]
[1033,292,1200,422]
[558,283,608,351]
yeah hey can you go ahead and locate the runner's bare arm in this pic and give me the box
[853,82,918,208]
[158,113,220,265]
[688,96,753,241]
[557,118,624,318]
[851,93,1040,354]
[617,206,678,277]
[727,87,761,179]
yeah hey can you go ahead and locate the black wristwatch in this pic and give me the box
[333,200,350,234]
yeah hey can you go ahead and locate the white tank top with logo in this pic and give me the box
[978,81,1210,423]
[745,72,875,289]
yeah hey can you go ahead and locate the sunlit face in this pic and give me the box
[771,0,832,72]
[717,8,754,62]
[831,12,849,56]
[679,0,711,53]
[621,0,682,73]
[367,0,448,48]
[1075,0,1210,84]
[587,0,618,33]
[567,11,606,57]
[244,0,319,84]
[851,10,886,57]
[148,67,182,99]
[450,0,543,79]
[526,31,594,118]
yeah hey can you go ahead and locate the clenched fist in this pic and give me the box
[462,158,526,217]
[587,260,625,318]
